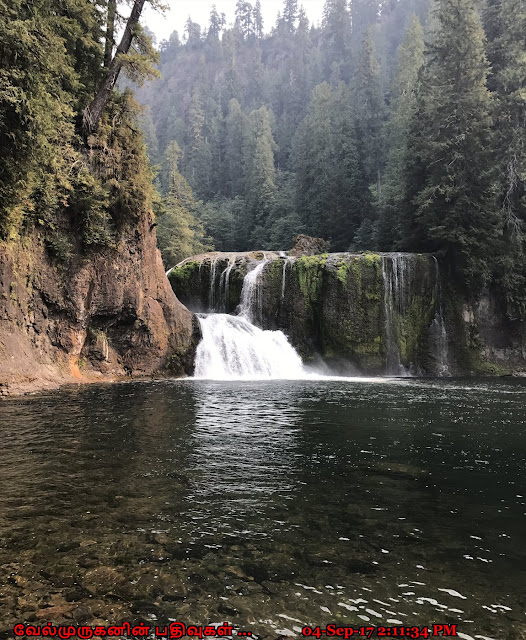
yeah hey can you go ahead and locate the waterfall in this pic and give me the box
[238,259,268,324]
[431,258,450,377]
[218,257,236,312]
[209,257,219,310]
[382,254,410,376]
[194,256,313,380]
[281,257,294,300]
[194,314,307,380]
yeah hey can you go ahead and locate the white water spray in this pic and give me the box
[238,259,268,323]
[195,258,311,380]
[194,314,307,380]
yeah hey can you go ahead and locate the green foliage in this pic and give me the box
[244,106,277,246]
[2,0,526,323]
[87,91,156,229]
[156,141,213,269]
[353,28,387,193]
[377,15,425,249]
[400,0,500,291]
[121,23,161,85]
[0,0,82,236]
[194,198,240,251]
[484,0,526,317]
[293,82,372,250]
[0,0,169,262]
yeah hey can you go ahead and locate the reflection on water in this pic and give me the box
[0,379,525,639]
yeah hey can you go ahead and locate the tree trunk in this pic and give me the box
[104,0,117,69]
[83,0,147,135]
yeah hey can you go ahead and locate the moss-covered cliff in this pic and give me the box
[169,251,446,375]
[170,250,526,376]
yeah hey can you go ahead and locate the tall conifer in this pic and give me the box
[402,0,498,288]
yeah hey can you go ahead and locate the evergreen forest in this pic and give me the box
[135,0,526,319]
[0,0,525,319]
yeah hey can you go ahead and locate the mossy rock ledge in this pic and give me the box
[168,251,525,376]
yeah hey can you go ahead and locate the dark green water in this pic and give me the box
[0,378,525,639]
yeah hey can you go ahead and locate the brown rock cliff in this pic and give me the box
[0,213,197,396]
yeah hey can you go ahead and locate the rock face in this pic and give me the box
[169,250,526,376]
[169,251,448,375]
[0,213,197,395]
[289,234,330,257]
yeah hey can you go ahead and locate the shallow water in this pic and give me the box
[0,378,525,639]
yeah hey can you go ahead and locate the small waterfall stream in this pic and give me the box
[431,257,450,376]
[281,257,294,300]
[218,257,236,312]
[238,259,268,323]
[209,257,219,310]
[382,254,410,376]
[195,258,308,380]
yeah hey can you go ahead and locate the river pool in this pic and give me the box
[0,378,525,639]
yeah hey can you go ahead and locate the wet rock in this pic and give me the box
[35,603,76,620]
[83,566,127,597]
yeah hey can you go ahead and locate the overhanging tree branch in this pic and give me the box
[83,0,147,135]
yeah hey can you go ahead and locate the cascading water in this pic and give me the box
[238,259,268,324]
[430,258,450,377]
[382,254,410,376]
[195,258,310,380]
[281,257,294,300]
[218,257,236,312]
[172,250,452,379]
[209,257,219,310]
[194,314,306,380]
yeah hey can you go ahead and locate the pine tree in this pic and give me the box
[139,106,160,165]
[354,27,386,199]
[244,106,277,246]
[402,0,499,289]
[293,83,334,238]
[350,0,381,44]
[207,5,226,40]
[330,83,373,249]
[485,0,526,245]
[235,1,254,40]
[282,0,299,31]
[377,15,425,248]
[157,141,211,267]
[185,17,202,47]
[322,0,352,82]
[224,99,248,198]
[293,82,371,249]
[253,1,264,38]
[185,86,212,198]
[484,0,526,317]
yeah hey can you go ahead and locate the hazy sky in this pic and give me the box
[142,0,325,43]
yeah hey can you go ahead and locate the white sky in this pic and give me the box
[142,0,325,43]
